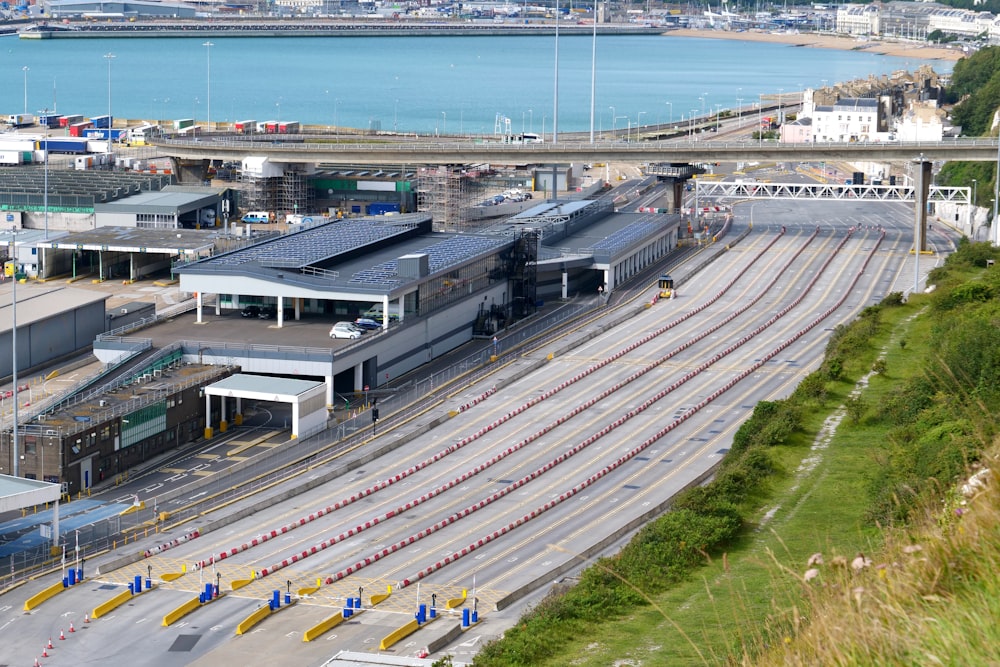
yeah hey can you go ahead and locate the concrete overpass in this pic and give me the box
[155,136,1000,165]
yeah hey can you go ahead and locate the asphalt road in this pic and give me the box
[0,199,954,666]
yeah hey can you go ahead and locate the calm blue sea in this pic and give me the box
[1,33,952,134]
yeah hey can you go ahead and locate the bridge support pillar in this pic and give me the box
[914,158,931,253]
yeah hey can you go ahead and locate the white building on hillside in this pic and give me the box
[896,101,945,142]
[810,98,883,143]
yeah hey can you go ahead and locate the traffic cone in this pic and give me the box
[59,629,65,640]
[69,622,75,633]
[41,645,49,658]
[84,612,90,623]
[34,657,41,667]
[47,638,53,649]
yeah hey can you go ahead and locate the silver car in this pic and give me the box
[329,322,362,339]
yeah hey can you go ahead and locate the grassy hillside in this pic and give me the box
[462,239,1000,667]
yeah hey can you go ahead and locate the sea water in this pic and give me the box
[1,33,952,134]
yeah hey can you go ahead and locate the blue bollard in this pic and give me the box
[204,583,213,600]
[462,608,470,627]
[128,582,134,594]
[268,599,275,610]
[472,610,478,623]
[68,569,76,586]
[343,606,351,618]
[346,597,354,609]
[199,592,205,604]
[354,596,361,609]
[134,575,141,593]
[272,590,281,609]
[430,606,437,619]
[145,578,151,590]
[419,603,427,624]
[77,566,83,581]
[63,576,69,588]
[284,593,291,606]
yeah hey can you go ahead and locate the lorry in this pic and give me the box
[234,119,256,134]
[58,114,84,128]
[6,113,33,128]
[363,303,402,322]
[68,120,94,137]
[173,118,195,131]
[126,123,159,145]
[83,128,128,141]
[36,113,61,129]
[89,114,113,129]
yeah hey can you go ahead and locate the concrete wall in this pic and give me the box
[0,298,105,381]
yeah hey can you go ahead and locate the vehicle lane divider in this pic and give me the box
[23,580,68,611]
[398,230,884,587]
[200,231,795,575]
[262,230,819,582]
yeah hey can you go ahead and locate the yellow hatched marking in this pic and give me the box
[193,470,214,477]
[194,454,220,460]
[158,468,186,474]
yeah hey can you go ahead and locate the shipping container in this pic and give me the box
[36,113,61,129]
[178,125,202,136]
[264,121,279,133]
[68,121,94,137]
[74,155,94,170]
[367,202,401,216]
[278,121,300,134]
[234,119,256,134]
[59,114,84,128]
[6,113,32,127]
[89,114,113,129]
[38,137,89,154]
[173,118,195,131]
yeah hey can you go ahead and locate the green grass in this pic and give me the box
[469,241,1000,667]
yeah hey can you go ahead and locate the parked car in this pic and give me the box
[241,305,261,318]
[353,317,382,330]
[330,322,362,339]
[258,306,277,320]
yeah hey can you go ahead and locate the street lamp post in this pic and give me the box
[665,101,672,125]
[393,99,398,133]
[636,111,646,142]
[736,97,744,128]
[203,41,214,132]
[441,111,446,135]
[104,53,115,168]
[22,66,29,115]
[529,108,533,133]
[8,228,19,476]
[609,105,615,138]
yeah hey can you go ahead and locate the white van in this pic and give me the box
[363,303,402,322]
[241,211,271,223]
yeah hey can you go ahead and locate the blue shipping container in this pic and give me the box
[367,202,401,215]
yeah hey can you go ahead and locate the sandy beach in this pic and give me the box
[667,28,965,62]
